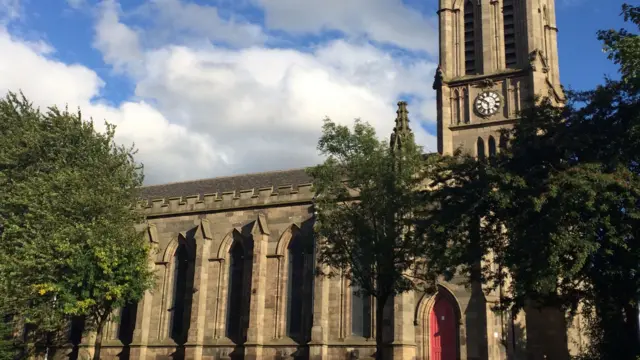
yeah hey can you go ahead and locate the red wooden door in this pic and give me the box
[430,296,456,360]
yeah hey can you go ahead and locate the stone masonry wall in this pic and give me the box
[54,183,506,360]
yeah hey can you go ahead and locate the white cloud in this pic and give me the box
[0,0,439,186]
[93,0,145,75]
[95,0,439,182]
[86,101,225,183]
[254,0,438,53]
[138,0,267,47]
[125,40,438,179]
[0,28,102,107]
[0,0,21,23]
[67,0,85,9]
[0,27,216,185]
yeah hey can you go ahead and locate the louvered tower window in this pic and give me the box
[503,0,517,68]
[464,1,477,75]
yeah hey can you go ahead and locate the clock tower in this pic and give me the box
[435,0,564,156]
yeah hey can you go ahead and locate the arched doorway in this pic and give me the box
[430,294,457,360]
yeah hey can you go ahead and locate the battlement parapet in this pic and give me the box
[136,183,314,216]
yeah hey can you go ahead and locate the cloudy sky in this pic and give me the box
[0,0,627,185]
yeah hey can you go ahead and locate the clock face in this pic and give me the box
[474,91,501,116]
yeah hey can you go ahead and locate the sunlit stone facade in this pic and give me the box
[60,1,589,359]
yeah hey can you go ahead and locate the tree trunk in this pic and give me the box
[44,331,52,360]
[623,301,640,357]
[93,320,106,360]
[375,295,388,360]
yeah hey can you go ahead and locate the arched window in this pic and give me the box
[118,302,138,346]
[69,316,85,347]
[499,133,509,151]
[463,88,470,123]
[503,0,517,68]
[488,136,497,157]
[170,244,189,342]
[464,0,477,75]
[351,284,372,338]
[452,89,461,125]
[477,137,486,160]
[286,234,313,341]
[66,315,85,359]
[226,241,245,343]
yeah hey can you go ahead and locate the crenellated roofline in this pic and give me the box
[137,183,315,218]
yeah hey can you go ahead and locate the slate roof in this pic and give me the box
[140,168,312,200]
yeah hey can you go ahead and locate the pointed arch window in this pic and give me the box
[286,234,314,342]
[463,88,470,123]
[499,134,509,151]
[488,136,497,157]
[452,89,461,125]
[464,0,477,75]
[170,244,189,342]
[117,302,137,345]
[351,284,372,338]
[226,241,245,343]
[69,316,85,347]
[477,137,486,160]
[503,0,517,68]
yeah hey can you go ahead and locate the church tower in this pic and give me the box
[435,0,564,156]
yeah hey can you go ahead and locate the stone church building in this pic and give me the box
[80,0,585,359]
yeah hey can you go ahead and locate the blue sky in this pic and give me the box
[0,0,630,184]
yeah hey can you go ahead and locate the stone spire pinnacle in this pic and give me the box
[390,101,413,151]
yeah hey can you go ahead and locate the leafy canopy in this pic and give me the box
[0,92,155,353]
[308,116,429,300]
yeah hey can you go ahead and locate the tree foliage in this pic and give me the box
[420,4,640,359]
[0,317,23,360]
[599,4,640,90]
[0,93,155,359]
[308,116,428,359]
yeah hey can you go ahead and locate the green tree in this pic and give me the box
[420,4,639,359]
[308,103,429,360]
[0,93,155,360]
[599,4,640,90]
[0,315,23,360]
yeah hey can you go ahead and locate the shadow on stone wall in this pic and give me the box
[465,279,489,360]
[504,314,527,360]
